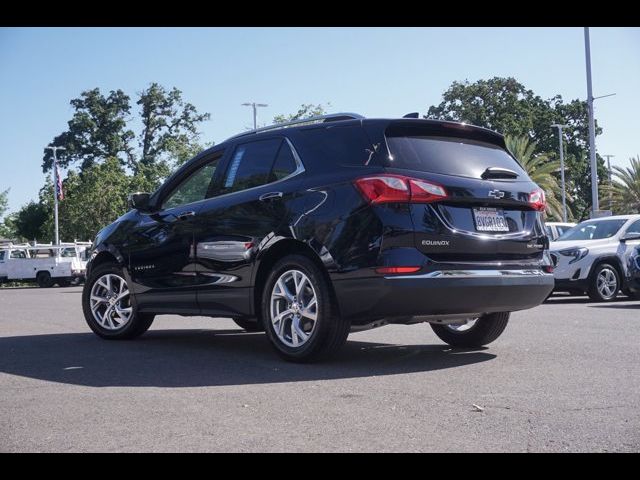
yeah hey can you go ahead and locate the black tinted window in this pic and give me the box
[271,142,298,181]
[223,139,282,193]
[295,125,375,168]
[386,134,527,180]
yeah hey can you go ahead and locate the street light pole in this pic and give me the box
[584,27,599,216]
[551,124,569,222]
[242,102,269,130]
[45,146,65,246]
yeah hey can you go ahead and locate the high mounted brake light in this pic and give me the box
[354,175,448,205]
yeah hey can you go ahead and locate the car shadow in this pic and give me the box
[545,295,631,305]
[588,303,640,310]
[0,329,495,388]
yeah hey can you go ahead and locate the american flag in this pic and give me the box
[55,162,64,201]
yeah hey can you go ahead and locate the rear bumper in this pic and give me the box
[334,269,554,324]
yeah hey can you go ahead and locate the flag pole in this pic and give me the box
[45,145,65,246]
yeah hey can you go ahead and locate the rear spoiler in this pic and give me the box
[383,119,507,150]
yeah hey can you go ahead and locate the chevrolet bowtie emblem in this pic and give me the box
[488,190,505,199]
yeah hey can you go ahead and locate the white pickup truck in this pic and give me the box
[0,242,91,287]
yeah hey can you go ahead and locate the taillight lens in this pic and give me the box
[354,175,448,205]
[529,188,546,211]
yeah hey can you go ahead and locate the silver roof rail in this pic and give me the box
[227,112,365,141]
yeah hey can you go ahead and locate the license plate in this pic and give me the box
[473,207,509,232]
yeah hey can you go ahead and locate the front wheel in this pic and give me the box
[82,263,154,339]
[430,312,510,348]
[261,255,349,362]
[587,263,620,302]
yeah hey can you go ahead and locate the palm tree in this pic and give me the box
[602,155,640,214]
[504,135,568,221]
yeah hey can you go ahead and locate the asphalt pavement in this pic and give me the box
[0,286,638,452]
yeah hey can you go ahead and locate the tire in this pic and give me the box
[82,262,155,340]
[57,278,71,287]
[430,312,510,348]
[232,318,264,332]
[36,271,54,288]
[261,254,349,362]
[587,263,620,302]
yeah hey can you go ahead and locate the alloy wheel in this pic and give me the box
[270,269,318,347]
[89,274,133,330]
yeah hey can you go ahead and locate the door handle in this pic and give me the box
[176,211,196,220]
[259,191,283,202]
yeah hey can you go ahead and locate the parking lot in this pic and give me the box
[0,286,639,452]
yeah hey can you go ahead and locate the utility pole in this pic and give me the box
[603,154,615,210]
[584,27,599,216]
[45,146,65,246]
[551,124,569,222]
[242,102,268,130]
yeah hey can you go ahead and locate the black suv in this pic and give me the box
[82,113,554,362]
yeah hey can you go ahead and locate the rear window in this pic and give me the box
[386,134,527,180]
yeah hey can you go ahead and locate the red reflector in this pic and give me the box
[375,266,421,274]
[543,265,554,273]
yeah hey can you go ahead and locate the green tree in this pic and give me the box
[505,135,567,221]
[43,84,210,192]
[55,158,132,241]
[602,155,640,214]
[272,103,331,124]
[0,188,13,238]
[10,201,50,242]
[426,77,608,220]
[42,88,134,172]
[136,83,210,188]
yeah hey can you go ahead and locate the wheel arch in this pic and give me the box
[588,256,625,287]
[252,238,338,321]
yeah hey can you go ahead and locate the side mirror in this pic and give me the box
[128,192,152,212]
[620,233,640,243]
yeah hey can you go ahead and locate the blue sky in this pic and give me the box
[1,27,639,214]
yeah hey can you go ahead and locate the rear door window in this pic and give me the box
[222,138,283,194]
[270,142,298,181]
[386,130,527,180]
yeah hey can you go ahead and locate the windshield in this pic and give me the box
[557,219,627,241]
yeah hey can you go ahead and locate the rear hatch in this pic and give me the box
[384,121,546,263]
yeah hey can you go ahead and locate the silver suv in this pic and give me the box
[549,214,640,301]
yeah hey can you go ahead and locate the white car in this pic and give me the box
[0,242,91,287]
[545,221,576,241]
[549,214,640,301]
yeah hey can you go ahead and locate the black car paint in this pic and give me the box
[88,118,554,326]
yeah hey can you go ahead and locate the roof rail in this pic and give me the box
[227,112,365,141]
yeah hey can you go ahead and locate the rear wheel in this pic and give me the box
[261,255,349,362]
[587,263,620,302]
[36,271,54,288]
[430,312,510,348]
[82,263,154,339]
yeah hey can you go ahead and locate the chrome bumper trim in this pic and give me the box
[385,269,553,280]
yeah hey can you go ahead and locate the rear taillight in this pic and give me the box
[354,175,448,205]
[529,188,546,211]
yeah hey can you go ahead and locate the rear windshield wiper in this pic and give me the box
[481,167,519,180]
